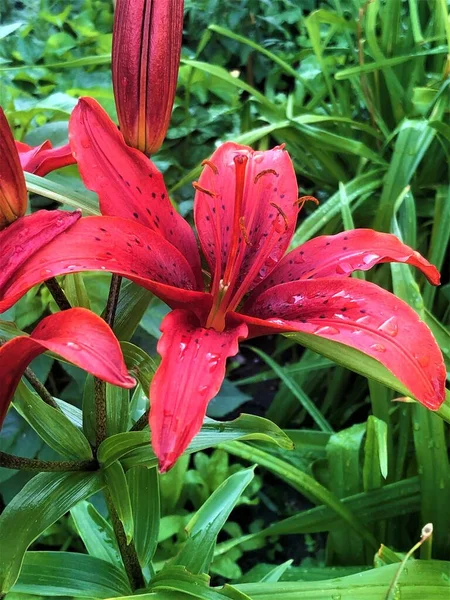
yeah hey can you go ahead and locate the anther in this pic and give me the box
[254,169,279,184]
[270,202,289,231]
[192,182,216,198]
[201,159,219,175]
[294,195,319,210]
[239,217,252,246]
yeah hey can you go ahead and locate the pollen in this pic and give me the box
[192,182,216,198]
[270,202,289,231]
[254,169,279,184]
[201,159,219,175]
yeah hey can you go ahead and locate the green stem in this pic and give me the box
[104,488,145,590]
[45,277,72,311]
[104,274,122,327]
[0,452,97,472]
[130,409,149,431]
[24,367,61,411]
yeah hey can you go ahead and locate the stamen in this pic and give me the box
[294,195,319,210]
[270,202,289,231]
[254,169,279,184]
[201,159,219,175]
[192,182,216,198]
[239,217,252,246]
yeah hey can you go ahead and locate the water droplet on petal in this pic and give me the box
[362,253,380,265]
[198,385,208,395]
[288,294,304,305]
[370,343,386,353]
[315,325,340,335]
[378,316,398,337]
[254,153,264,164]
[178,342,187,360]
[415,354,430,368]
[206,352,221,372]
[66,341,81,351]
[356,315,371,325]
[336,261,353,275]
[40,268,53,278]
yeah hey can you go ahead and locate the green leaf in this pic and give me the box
[104,462,134,544]
[105,383,130,436]
[70,500,122,566]
[0,471,103,592]
[114,282,154,341]
[172,467,255,574]
[13,381,92,460]
[127,466,160,568]
[24,172,100,215]
[97,414,293,469]
[121,342,158,394]
[363,416,388,489]
[12,551,130,598]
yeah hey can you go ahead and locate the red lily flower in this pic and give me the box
[15,140,76,176]
[0,108,81,286]
[0,98,445,472]
[0,308,135,428]
[112,0,184,155]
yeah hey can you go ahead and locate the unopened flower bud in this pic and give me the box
[112,0,184,156]
[0,108,27,230]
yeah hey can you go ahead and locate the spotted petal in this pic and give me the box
[194,142,299,307]
[0,107,27,228]
[253,229,440,294]
[241,278,446,410]
[0,216,212,319]
[150,309,248,472]
[69,97,202,286]
[15,140,76,176]
[0,308,135,428]
[0,209,81,295]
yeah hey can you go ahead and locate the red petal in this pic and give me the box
[194,142,298,303]
[253,229,440,295]
[69,98,202,287]
[0,209,81,294]
[0,307,135,428]
[150,309,248,472]
[0,107,27,228]
[15,140,76,176]
[241,278,446,410]
[0,216,212,319]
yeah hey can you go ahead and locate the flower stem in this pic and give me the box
[104,488,145,590]
[0,452,97,472]
[130,409,149,431]
[105,274,122,327]
[45,277,72,311]
[24,367,61,411]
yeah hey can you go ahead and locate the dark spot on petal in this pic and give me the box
[133,212,139,219]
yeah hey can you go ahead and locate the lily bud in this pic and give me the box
[0,108,27,230]
[112,0,184,156]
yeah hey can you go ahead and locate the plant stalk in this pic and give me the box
[0,452,97,472]
[130,409,149,431]
[24,367,62,411]
[104,488,145,590]
[45,277,72,311]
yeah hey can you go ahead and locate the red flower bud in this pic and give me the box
[112,0,184,156]
[0,108,27,230]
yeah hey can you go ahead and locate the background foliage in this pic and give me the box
[0,0,449,598]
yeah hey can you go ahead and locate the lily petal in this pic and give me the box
[241,278,446,410]
[0,107,27,228]
[0,209,81,295]
[0,216,212,319]
[15,140,76,176]
[150,309,248,472]
[69,97,202,286]
[253,229,440,294]
[194,142,298,305]
[0,307,135,428]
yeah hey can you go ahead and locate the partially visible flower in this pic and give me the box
[0,106,82,283]
[16,140,76,176]
[0,108,27,228]
[0,308,136,428]
[112,0,184,155]
[0,98,445,472]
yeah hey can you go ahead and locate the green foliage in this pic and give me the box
[0,0,449,599]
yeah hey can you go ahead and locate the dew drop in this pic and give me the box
[362,252,380,265]
[415,354,430,368]
[370,343,386,353]
[378,316,398,337]
[336,261,353,275]
[206,352,221,372]
[66,341,81,351]
[253,153,264,163]
[198,385,208,395]
[178,342,188,360]
[356,315,371,325]
[40,268,53,277]
[315,325,340,335]
[288,294,304,305]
